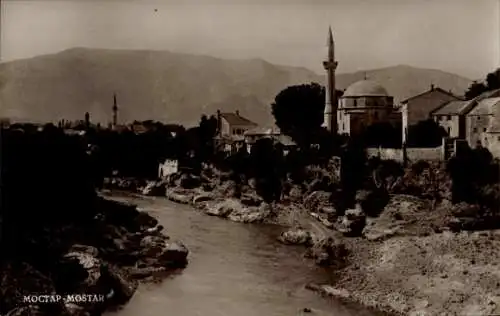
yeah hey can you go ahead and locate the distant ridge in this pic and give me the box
[0,48,473,126]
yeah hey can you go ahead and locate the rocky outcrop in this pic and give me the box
[303,191,333,214]
[362,194,444,240]
[336,208,366,237]
[1,199,189,316]
[141,181,166,196]
[166,188,195,204]
[304,237,348,267]
[277,229,316,246]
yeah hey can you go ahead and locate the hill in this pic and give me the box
[0,48,473,126]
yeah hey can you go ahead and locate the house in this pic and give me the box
[158,159,179,178]
[430,100,473,139]
[430,88,500,142]
[482,105,500,158]
[399,85,461,143]
[337,79,401,136]
[243,125,296,154]
[466,97,500,148]
[214,110,258,154]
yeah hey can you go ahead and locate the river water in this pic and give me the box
[105,193,381,316]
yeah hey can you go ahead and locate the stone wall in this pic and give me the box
[158,159,179,178]
[366,146,443,162]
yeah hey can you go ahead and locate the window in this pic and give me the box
[478,117,481,121]
[498,136,500,141]
[353,99,357,107]
[448,127,451,135]
[473,128,477,133]
[374,112,379,119]
[447,115,451,120]
[483,128,487,132]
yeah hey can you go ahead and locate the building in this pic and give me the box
[214,110,258,154]
[158,159,179,178]
[243,125,296,154]
[430,88,500,143]
[399,85,461,143]
[466,97,500,148]
[482,105,500,158]
[337,79,401,136]
[112,93,119,130]
[216,110,258,137]
[430,100,473,139]
[322,26,339,133]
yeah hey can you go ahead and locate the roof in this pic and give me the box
[276,134,296,147]
[343,80,389,97]
[400,87,461,104]
[431,88,500,116]
[244,125,281,136]
[214,134,245,142]
[467,97,500,116]
[220,112,257,126]
[431,100,473,116]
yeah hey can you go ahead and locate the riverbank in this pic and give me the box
[103,160,500,316]
[1,197,189,316]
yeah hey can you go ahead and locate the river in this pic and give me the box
[104,193,383,316]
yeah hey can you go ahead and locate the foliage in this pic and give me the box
[407,119,447,147]
[249,138,285,203]
[336,136,368,214]
[464,68,500,100]
[446,145,500,209]
[1,126,99,259]
[271,83,325,147]
[362,122,402,148]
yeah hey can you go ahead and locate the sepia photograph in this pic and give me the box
[1,0,500,315]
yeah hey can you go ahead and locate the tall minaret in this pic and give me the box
[322,26,339,133]
[112,93,118,129]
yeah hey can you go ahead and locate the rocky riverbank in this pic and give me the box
[104,160,500,316]
[1,197,189,316]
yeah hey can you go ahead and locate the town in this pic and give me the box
[1,2,500,316]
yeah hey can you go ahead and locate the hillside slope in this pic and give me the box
[0,48,472,126]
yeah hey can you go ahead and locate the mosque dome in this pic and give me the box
[343,80,389,97]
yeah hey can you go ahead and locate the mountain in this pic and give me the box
[0,48,473,126]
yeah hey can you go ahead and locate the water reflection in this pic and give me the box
[105,194,380,316]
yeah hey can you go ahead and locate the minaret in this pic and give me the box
[322,26,339,134]
[84,112,90,129]
[112,93,118,129]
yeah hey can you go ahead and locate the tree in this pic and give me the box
[464,68,500,100]
[362,122,401,148]
[249,138,284,203]
[407,119,447,147]
[271,83,325,147]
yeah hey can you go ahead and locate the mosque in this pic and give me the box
[322,27,402,137]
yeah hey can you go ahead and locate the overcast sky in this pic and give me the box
[1,0,499,79]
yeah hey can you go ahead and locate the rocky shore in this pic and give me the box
[1,197,189,316]
[105,160,500,316]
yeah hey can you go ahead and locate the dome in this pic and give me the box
[343,80,389,97]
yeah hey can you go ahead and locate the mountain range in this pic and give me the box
[0,48,473,126]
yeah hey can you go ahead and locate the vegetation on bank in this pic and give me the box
[0,126,189,316]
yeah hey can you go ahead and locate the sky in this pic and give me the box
[1,0,499,79]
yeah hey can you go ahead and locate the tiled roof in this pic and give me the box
[400,87,461,104]
[214,134,245,142]
[220,112,257,126]
[276,134,296,146]
[431,100,471,115]
[468,97,500,116]
[244,125,281,136]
